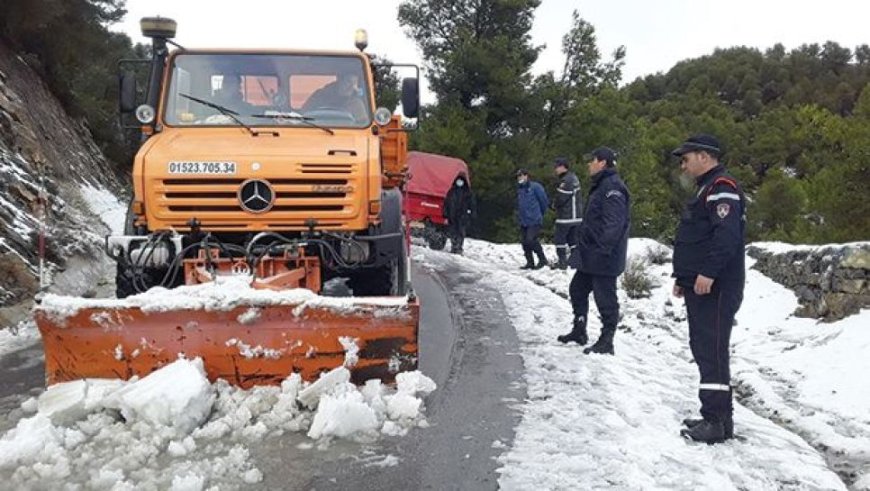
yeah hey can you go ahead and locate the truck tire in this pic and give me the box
[348,189,408,296]
[426,226,447,251]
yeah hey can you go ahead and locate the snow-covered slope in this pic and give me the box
[416,239,869,490]
[0,40,124,327]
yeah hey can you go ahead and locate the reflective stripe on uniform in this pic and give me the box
[555,218,583,224]
[706,192,740,202]
[699,383,730,391]
[556,188,574,194]
[555,244,569,250]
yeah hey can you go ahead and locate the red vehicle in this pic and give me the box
[405,151,470,250]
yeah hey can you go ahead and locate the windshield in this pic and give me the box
[164,53,372,128]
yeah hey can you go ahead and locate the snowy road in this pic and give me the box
[2,237,868,489]
[0,259,527,489]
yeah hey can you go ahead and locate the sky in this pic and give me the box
[114,0,870,104]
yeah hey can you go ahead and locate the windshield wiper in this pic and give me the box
[178,93,259,136]
[250,111,335,135]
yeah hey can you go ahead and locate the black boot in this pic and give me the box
[682,417,734,439]
[680,419,726,444]
[520,251,535,269]
[557,317,588,345]
[583,327,615,355]
[533,254,548,269]
[550,250,568,270]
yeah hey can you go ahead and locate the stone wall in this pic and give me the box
[747,244,870,321]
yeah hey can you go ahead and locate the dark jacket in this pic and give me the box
[517,180,549,227]
[553,170,583,224]
[673,165,745,288]
[570,168,630,276]
[443,175,476,225]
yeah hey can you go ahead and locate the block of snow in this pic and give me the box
[385,392,422,420]
[169,472,205,491]
[0,414,63,470]
[296,366,350,409]
[307,390,379,439]
[37,380,88,426]
[395,371,437,395]
[115,358,215,434]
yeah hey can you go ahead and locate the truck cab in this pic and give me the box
[115,19,419,298]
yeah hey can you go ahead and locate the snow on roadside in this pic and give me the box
[79,183,126,235]
[418,239,860,489]
[0,320,39,358]
[0,357,435,489]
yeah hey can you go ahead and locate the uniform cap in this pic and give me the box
[672,134,722,157]
[587,147,617,166]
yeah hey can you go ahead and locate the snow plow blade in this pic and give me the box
[34,294,419,388]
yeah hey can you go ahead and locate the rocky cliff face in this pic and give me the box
[747,243,870,321]
[0,41,124,326]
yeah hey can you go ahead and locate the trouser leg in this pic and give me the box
[554,223,570,264]
[520,227,534,265]
[684,285,740,422]
[569,271,593,324]
[453,222,466,252]
[527,224,546,262]
[591,275,619,330]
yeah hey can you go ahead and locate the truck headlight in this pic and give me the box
[136,104,156,124]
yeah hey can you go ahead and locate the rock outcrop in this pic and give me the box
[0,41,123,326]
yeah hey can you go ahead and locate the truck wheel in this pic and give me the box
[348,189,408,296]
[427,228,447,250]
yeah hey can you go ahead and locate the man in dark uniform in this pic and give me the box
[516,169,549,269]
[671,134,745,444]
[550,157,583,270]
[442,173,476,254]
[557,147,630,354]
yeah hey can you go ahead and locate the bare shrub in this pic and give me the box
[644,243,672,265]
[621,257,653,299]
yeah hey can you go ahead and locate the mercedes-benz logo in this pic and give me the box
[238,179,275,213]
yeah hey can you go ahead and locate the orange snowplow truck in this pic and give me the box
[34,18,421,387]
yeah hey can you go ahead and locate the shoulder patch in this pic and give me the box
[606,190,624,199]
[716,203,731,219]
[712,176,738,190]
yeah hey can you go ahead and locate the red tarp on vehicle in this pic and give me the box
[405,151,470,198]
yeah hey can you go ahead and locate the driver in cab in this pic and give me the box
[213,74,257,115]
[302,73,368,122]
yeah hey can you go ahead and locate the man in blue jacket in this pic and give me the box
[671,134,745,444]
[516,168,549,269]
[558,147,630,355]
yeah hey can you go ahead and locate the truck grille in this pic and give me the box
[151,163,360,229]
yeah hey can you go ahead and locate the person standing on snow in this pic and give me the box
[442,173,476,254]
[516,168,549,269]
[550,156,583,270]
[557,147,629,355]
[671,134,745,444]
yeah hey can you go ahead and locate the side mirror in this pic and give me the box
[401,77,419,118]
[119,72,137,113]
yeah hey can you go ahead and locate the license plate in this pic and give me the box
[168,161,237,175]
